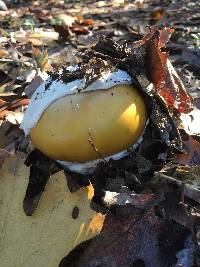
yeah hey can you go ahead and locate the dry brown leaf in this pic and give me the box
[0,109,15,119]
[145,28,192,114]
[0,98,7,107]
[72,25,89,35]
[0,98,29,112]
[13,30,59,47]
[0,153,105,267]
[0,121,22,148]
[173,135,200,166]
[28,37,44,46]
[75,16,95,26]
[53,24,72,40]
[24,75,45,98]
[0,110,23,127]
[0,49,8,58]
[176,166,200,194]
[0,98,29,121]
[60,211,190,267]
[32,47,53,71]
[150,9,165,23]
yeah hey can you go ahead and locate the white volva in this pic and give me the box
[20,66,146,174]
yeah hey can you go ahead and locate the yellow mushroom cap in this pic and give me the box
[21,69,147,171]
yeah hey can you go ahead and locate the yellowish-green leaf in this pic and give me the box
[0,153,105,267]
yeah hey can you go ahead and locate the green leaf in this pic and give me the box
[50,17,63,26]
[191,33,200,48]
[22,18,35,31]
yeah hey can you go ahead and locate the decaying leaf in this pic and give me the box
[145,28,192,114]
[0,121,23,150]
[150,8,165,24]
[0,97,29,120]
[154,171,200,205]
[60,210,193,267]
[12,29,59,47]
[53,14,76,27]
[0,148,11,168]
[32,47,53,71]
[0,154,105,267]
[174,135,200,166]
[0,48,8,58]
[24,75,46,98]
[52,13,92,40]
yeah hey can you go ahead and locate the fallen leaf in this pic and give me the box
[72,25,89,34]
[0,148,11,168]
[179,108,200,136]
[0,109,16,119]
[174,135,200,166]
[5,112,24,125]
[150,8,165,24]
[53,24,72,40]
[158,28,174,48]
[32,47,52,71]
[111,0,125,8]
[82,18,95,26]
[0,48,8,58]
[0,70,12,92]
[54,13,75,27]
[96,1,107,7]
[0,121,24,150]
[24,75,46,98]
[0,98,7,107]
[176,166,200,194]
[145,28,192,114]
[13,29,59,47]
[154,171,200,205]
[0,153,105,267]
[76,16,95,26]
[103,191,163,209]
[0,0,7,11]
[61,211,192,267]
[28,37,44,46]
[0,98,29,119]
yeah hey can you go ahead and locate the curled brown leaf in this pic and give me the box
[145,28,192,114]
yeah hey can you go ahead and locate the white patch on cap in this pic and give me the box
[20,69,132,135]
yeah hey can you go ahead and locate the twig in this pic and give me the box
[88,131,107,162]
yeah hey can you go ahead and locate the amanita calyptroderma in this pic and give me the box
[20,67,147,174]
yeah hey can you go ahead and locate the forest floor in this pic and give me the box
[0,1,200,267]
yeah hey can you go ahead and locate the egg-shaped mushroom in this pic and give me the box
[21,68,147,172]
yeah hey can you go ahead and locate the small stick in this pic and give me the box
[88,131,107,162]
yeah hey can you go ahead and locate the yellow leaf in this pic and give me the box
[0,49,8,58]
[0,153,105,267]
[28,38,44,46]
[32,47,53,71]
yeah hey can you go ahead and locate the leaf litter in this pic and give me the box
[0,1,200,267]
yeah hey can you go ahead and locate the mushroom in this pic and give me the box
[20,68,147,174]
